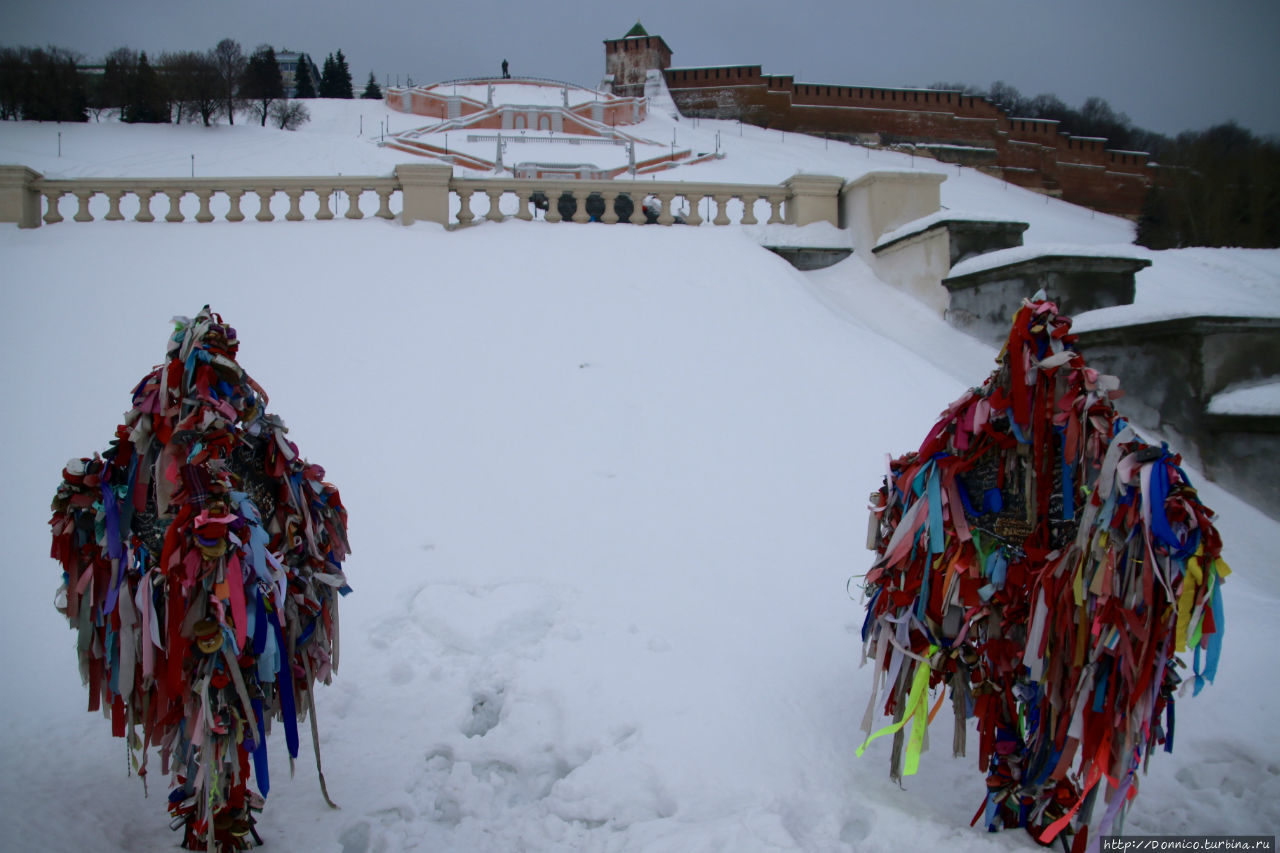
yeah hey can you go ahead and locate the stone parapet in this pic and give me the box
[841,171,946,261]
[1076,317,1280,517]
[0,165,44,228]
[944,253,1149,345]
[1,165,844,230]
[1074,316,1280,452]
[1202,412,1280,519]
[782,173,846,227]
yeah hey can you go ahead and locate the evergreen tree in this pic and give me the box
[0,47,23,120]
[241,45,283,126]
[123,51,169,123]
[294,53,315,98]
[334,49,353,98]
[360,71,381,100]
[97,47,138,116]
[21,46,89,122]
[318,53,336,98]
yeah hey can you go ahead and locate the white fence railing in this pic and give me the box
[0,165,848,230]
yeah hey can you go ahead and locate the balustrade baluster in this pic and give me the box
[344,187,363,219]
[601,190,620,224]
[165,190,185,222]
[767,195,785,224]
[456,190,475,225]
[105,190,125,221]
[134,190,155,222]
[375,187,395,220]
[626,192,644,225]
[544,188,562,223]
[315,189,334,220]
[656,192,674,226]
[515,191,534,221]
[42,190,64,224]
[255,189,275,222]
[684,194,704,226]
[713,193,731,226]
[73,190,94,222]
[485,188,504,222]
[226,190,246,222]
[195,190,214,223]
[570,189,589,223]
[740,194,759,226]
[286,189,305,221]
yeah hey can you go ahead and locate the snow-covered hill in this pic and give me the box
[2,100,1277,852]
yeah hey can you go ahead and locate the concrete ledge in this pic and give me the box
[1202,412,1280,519]
[1075,316,1280,489]
[944,252,1149,345]
[763,246,852,270]
[874,216,1028,267]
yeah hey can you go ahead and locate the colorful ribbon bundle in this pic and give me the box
[857,298,1229,851]
[49,307,351,851]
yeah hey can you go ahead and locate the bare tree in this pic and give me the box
[987,80,1025,115]
[159,50,221,125]
[211,38,245,125]
[269,99,310,130]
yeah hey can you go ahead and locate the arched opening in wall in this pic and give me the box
[514,114,527,130]
[538,115,552,131]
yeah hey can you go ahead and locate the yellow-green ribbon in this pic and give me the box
[856,644,938,776]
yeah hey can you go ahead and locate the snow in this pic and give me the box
[2,99,1279,852]
[1073,247,1280,331]
[946,242,1151,278]
[1208,381,1280,417]
[874,209,1023,251]
[742,222,854,248]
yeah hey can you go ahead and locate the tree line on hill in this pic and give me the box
[0,39,384,131]
[931,80,1280,249]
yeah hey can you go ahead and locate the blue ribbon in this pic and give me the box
[252,698,271,797]
[102,480,125,616]
[252,588,268,656]
[1092,658,1112,713]
[926,464,945,556]
[1195,579,1225,695]
[987,551,1008,589]
[982,488,1003,514]
[269,610,299,760]
[861,588,881,643]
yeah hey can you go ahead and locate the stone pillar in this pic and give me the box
[783,173,846,226]
[0,166,43,228]
[396,163,453,226]
[841,170,947,265]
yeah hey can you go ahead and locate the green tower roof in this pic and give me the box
[624,21,649,38]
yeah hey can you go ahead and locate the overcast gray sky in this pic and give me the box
[3,0,1277,138]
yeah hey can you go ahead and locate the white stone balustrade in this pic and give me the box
[447,176,792,227]
[3,173,401,226]
[1,164,854,231]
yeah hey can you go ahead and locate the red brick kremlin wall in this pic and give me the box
[645,60,1151,218]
